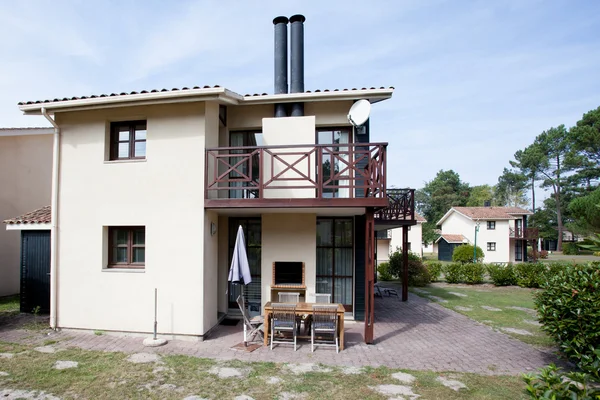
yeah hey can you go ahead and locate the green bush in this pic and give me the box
[452,244,484,264]
[534,263,600,377]
[562,242,580,255]
[425,261,443,282]
[444,263,464,284]
[462,263,485,284]
[377,262,393,281]
[487,263,517,286]
[389,249,422,279]
[523,364,600,399]
[514,262,546,288]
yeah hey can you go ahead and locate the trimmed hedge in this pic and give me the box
[462,263,485,284]
[388,250,431,287]
[487,263,517,286]
[534,262,600,378]
[425,261,443,282]
[452,244,484,264]
[377,262,393,281]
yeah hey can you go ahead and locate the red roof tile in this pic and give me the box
[243,86,394,96]
[3,206,51,225]
[452,206,532,220]
[437,234,467,243]
[415,212,426,222]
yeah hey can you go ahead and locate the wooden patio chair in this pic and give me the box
[311,304,339,353]
[270,303,298,351]
[236,295,264,345]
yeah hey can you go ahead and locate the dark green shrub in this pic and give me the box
[405,260,431,287]
[562,242,580,255]
[425,261,443,282]
[452,244,484,264]
[534,263,600,377]
[462,263,485,284]
[523,364,600,399]
[514,262,546,288]
[487,263,517,286]
[388,249,422,279]
[377,262,393,281]
[444,263,464,284]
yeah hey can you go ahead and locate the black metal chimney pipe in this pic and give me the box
[289,14,305,116]
[273,16,289,117]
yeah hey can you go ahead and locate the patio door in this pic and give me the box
[316,218,353,311]
[317,128,351,198]
[228,218,261,314]
[229,131,262,199]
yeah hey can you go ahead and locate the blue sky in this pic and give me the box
[2,0,599,197]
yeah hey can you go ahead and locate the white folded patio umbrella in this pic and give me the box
[228,225,252,342]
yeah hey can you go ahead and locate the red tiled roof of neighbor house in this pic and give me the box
[18,86,394,105]
[415,212,426,222]
[3,206,51,225]
[437,234,466,243]
[452,206,532,220]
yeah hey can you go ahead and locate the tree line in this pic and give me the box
[416,105,600,250]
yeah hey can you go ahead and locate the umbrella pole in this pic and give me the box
[242,285,248,347]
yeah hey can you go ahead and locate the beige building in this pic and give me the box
[376,213,426,264]
[0,128,53,296]
[14,15,417,343]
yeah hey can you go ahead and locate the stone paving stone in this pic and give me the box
[0,294,562,376]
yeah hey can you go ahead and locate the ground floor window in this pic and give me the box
[316,218,353,311]
[108,226,145,269]
[487,242,496,251]
[515,240,523,261]
[228,218,261,309]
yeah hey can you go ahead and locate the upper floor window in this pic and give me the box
[487,221,496,230]
[487,242,496,251]
[110,121,147,160]
[108,226,145,269]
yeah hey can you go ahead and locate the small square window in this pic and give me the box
[108,227,145,269]
[487,221,496,230]
[110,121,147,160]
[487,242,496,251]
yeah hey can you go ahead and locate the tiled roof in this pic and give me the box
[437,234,467,244]
[18,85,223,105]
[244,86,394,96]
[415,212,426,222]
[452,206,532,220]
[3,206,51,225]
[19,86,394,105]
[0,127,53,131]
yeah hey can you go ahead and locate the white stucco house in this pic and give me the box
[435,206,536,263]
[9,15,417,344]
[376,213,426,264]
[0,128,53,297]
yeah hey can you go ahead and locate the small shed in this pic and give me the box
[3,206,51,313]
[435,234,468,262]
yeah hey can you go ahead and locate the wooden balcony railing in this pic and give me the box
[205,143,387,206]
[509,227,539,240]
[374,189,415,223]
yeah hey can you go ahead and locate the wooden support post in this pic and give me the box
[402,225,409,302]
[364,208,375,344]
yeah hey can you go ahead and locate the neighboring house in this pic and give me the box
[0,128,53,296]
[436,206,536,263]
[11,15,416,343]
[376,212,426,264]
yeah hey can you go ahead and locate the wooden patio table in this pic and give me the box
[263,301,345,350]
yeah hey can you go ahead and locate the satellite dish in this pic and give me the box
[347,99,371,127]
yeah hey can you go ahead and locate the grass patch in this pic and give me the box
[410,284,554,348]
[0,294,19,314]
[0,341,528,399]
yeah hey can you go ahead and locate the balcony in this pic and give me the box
[374,188,416,228]
[509,227,539,241]
[204,143,388,208]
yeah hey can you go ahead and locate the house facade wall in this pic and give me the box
[54,102,214,336]
[0,133,53,296]
[389,222,423,255]
[440,212,512,263]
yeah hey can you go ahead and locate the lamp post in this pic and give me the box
[473,220,481,263]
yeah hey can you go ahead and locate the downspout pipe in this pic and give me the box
[42,107,59,330]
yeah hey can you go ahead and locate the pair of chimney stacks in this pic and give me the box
[273,15,305,117]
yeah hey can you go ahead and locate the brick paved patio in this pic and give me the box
[0,294,561,375]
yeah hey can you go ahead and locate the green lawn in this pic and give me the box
[0,294,19,314]
[0,341,528,399]
[410,284,554,348]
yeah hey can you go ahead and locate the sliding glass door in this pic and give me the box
[228,218,261,313]
[316,218,353,311]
